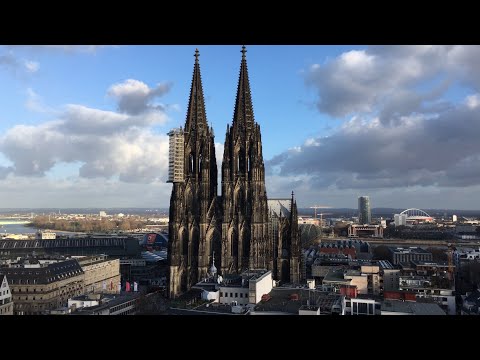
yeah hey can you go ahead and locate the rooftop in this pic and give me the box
[167,303,246,315]
[344,269,362,277]
[268,199,292,219]
[378,260,395,270]
[72,293,140,314]
[0,259,84,285]
[411,260,449,267]
[381,300,446,315]
[323,269,350,284]
[74,254,109,266]
[254,287,342,315]
[389,247,430,254]
[299,305,320,312]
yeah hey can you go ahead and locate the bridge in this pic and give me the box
[399,208,434,223]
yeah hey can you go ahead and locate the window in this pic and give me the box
[235,293,238,298]
[220,292,223,297]
[230,293,233,298]
[224,292,228,297]
[357,303,368,315]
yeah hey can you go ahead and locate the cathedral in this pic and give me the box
[167,47,301,298]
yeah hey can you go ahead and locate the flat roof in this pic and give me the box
[323,269,350,283]
[411,260,449,267]
[73,293,140,313]
[389,247,430,254]
[382,300,445,315]
[344,269,361,277]
[254,287,342,314]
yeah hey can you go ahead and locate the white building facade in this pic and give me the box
[0,275,13,315]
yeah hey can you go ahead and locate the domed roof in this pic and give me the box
[210,263,217,275]
[210,251,217,276]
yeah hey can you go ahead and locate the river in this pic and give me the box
[0,223,36,234]
[0,223,84,236]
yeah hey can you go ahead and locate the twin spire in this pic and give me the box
[233,45,255,131]
[185,48,207,133]
[185,46,254,133]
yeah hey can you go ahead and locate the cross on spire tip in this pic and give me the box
[241,45,247,58]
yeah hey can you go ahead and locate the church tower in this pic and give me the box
[167,49,220,298]
[276,192,302,284]
[221,46,271,274]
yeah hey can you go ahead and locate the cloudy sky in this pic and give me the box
[0,45,479,209]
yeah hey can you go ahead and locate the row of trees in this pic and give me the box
[30,216,146,233]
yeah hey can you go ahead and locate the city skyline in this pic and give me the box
[1,45,480,209]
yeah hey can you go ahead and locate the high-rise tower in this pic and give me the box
[167,50,220,298]
[221,46,271,274]
[358,196,371,225]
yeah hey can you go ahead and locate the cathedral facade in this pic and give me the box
[167,47,301,298]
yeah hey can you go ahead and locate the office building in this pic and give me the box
[358,196,371,225]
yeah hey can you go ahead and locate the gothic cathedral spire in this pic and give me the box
[221,46,271,275]
[232,45,255,133]
[167,49,220,298]
[185,49,208,134]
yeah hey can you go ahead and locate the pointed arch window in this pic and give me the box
[189,154,194,174]
[238,151,245,174]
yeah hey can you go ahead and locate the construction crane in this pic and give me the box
[309,205,332,220]
[309,205,332,239]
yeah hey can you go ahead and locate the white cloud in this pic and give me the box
[465,94,480,109]
[266,45,480,208]
[24,60,39,73]
[0,79,173,186]
[108,79,173,115]
[304,45,479,119]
